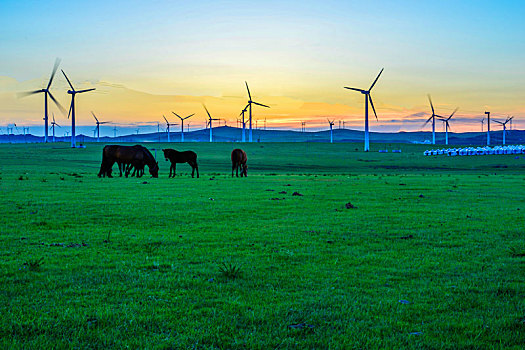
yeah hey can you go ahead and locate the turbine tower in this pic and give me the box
[92,111,110,142]
[203,104,219,142]
[423,95,442,144]
[172,112,194,142]
[344,68,384,151]
[328,119,335,143]
[485,111,491,145]
[19,58,65,143]
[493,116,513,145]
[62,70,96,148]
[239,104,249,142]
[245,82,270,142]
[50,114,60,142]
[163,115,177,143]
[239,104,250,142]
[438,108,458,145]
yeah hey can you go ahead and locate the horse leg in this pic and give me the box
[169,163,173,178]
[189,162,195,178]
[191,161,199,178]
[109,161,115,178]
[98,160,106,178]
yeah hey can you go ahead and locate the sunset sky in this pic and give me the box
[1,0,524,136]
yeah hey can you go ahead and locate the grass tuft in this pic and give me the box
[23,257,44,271]
[217,260,243,280]
[509,245,525,257]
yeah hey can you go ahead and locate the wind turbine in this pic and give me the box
[203,104,220,142]
[92,111,110,142]
[423,95,443,145]
[493,116,513,145]
[481,117,485,132]
[485,111,491,145]
[438,108,458,145]
[163,115,177,143]
[61,69,96,148]
[328,119,335,143]
[172,112,194,142]
[18,58,65,143]
[245,82,270,142]
[344,68,384,151]
[239,104,249,142]
[50,114,60,142]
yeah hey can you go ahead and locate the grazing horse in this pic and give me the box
[231,148,247,177]
[163,149,199,178]
[98,145,159,178]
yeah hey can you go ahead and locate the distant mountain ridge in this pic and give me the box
[1,126,524,145]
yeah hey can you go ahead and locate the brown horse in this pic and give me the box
[163,149,199,178]
[98,145,159,178]
[231,148,247,177]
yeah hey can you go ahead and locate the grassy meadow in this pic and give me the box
[0,142,524,349]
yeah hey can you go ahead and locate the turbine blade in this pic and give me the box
[91,111,99,123]
[427,94,435,115]
[67,101,73,119]
[61,69,74,90]
[77,88,96,93]
[369,68,384,91]
[448,107,458,120]
[422,115,433,127]
[163,115,169,124]
[99,121,110,124]
[253,101,270,108]
[203,104,212,118]
[172,111,182,119]
[47,58,61,89]
[344,87,365,93]
[185,113,195,119]
[368,95,378,120]
[17,90,44,98]
[245,81,252,100]
[48,91,66,114]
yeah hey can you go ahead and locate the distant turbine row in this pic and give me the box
[19,60,516,149]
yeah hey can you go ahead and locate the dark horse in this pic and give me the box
[163,149,199,178]
[98,145,159,178]
[231,148,247,177]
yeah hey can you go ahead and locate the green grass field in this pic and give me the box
[1,142,524,349]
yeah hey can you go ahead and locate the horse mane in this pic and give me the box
[140,146,156,166]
